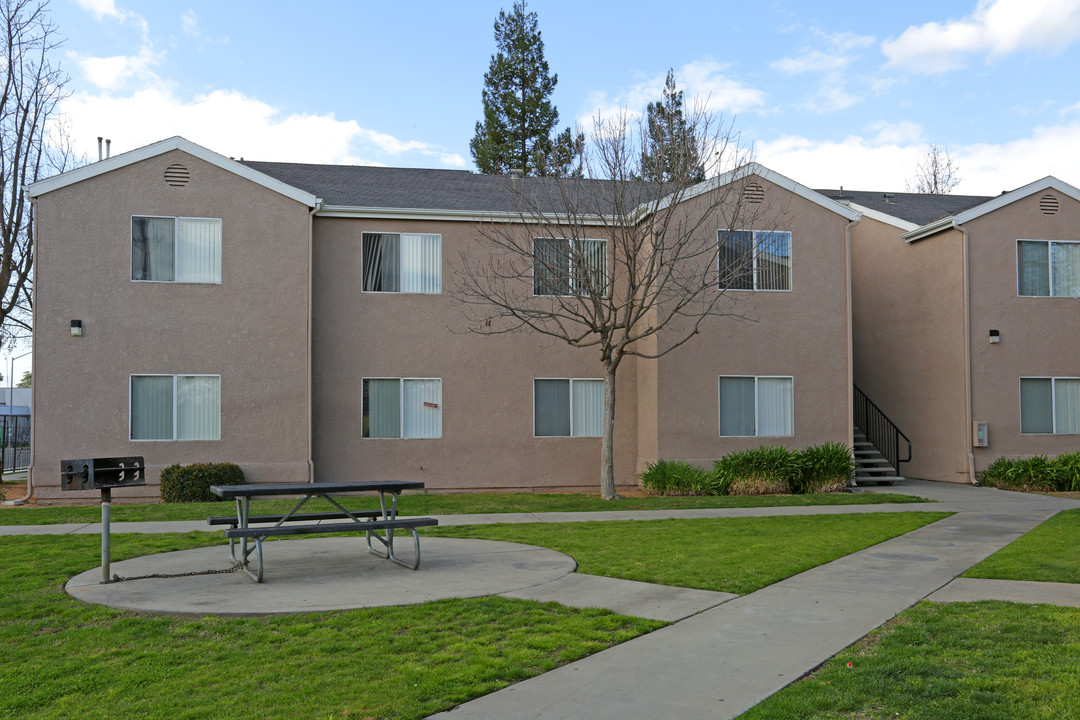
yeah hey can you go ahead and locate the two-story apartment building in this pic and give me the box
[27,137,859,502]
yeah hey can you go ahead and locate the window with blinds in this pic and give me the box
[718,230,791,291]
[533,238,608,297]
[361,233,442,293]
[533,378,604,437]
[132,216,222,283]
[130,375,221,441]
[718,375,794,437]
[362,378,442,439]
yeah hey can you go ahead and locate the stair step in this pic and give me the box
[855,458,893,466]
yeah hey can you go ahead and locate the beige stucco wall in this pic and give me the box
[850,218,969,482]
[31,149,312,502]
[965,192,1080,469]
[649,178,854,468]
[310,216,639,493]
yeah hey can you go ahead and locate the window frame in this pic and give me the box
[129,373,221,441]
[360,232,442,294]
[532,377,605,438]
[532,237,609,298]
[717,229,793,292]
[718,374,795,437]
[130,215,222,284]
[361,377,443,439]
[1016,239,1080,298]
[1019,376,1080,435]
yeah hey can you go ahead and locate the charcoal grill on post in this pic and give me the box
[61,457,145,582]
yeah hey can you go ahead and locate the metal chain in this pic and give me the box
[102,562,245,584]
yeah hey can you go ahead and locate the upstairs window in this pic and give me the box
[718,230,791,291]
[1017,240,1080,297]
[533,238,608,296]
[1020,377,1080,434]
[132,216,221,283]
[362,378,442,438]
[130,374,220,441]
[362,233,441,293]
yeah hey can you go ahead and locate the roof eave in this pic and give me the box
[317,204,614,226]
[902,216,957,243]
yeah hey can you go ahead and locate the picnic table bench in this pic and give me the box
[208,481,438,582]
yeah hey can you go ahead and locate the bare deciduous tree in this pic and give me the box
[454,107,779,499]
[908,143,961,194]
[0,0,72,347]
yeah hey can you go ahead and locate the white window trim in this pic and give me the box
[129,373,221,441]
[717,229,793,292]
[130,215,223,284]
[359,231,443,295]
[1016,239,1080,298]
[533,377,604,438]
[718,374,795,437]
[531,237,609,298]
[361,377,443,439]
[1019,376,1080,435]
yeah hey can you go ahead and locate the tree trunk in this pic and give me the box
[600,364,618,500]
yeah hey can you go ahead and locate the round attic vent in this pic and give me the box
[742,182,765,204]
[1039,193,1059,215]
[164,164,190,187]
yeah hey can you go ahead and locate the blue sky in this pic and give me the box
[51,0,1080,198]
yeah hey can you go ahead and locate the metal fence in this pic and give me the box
[1,415,30,473]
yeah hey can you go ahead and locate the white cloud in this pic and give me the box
[578,60,766,127]
[71,43,163,91]
[755,120,1080,194]
[771,31,874,113]
[181,10,199,37]
[74,0,120,19]
[882,0,1080,73]
[59,86,465,168]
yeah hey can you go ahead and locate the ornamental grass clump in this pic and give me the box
[982,451,1080,493]
[794,441,856,494]
[159,462,245,503]
[715,446,799,496]
[639,459,712,496]
[1051,450,1080,492]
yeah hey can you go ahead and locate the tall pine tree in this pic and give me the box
[640,70,706,184]
[470,1,581,177]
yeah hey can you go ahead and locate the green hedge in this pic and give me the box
[159,463,245,503]
[640,442,855,497]
[980,451,1080,492]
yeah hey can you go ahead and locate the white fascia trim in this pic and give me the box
[28,136,321,208]
[849,203,919,232]
[903,176,1080,242]
[317,204,614,226]
[644,161,860,222]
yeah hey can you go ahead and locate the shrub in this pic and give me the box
[639,459,712,496]
[1051,450,1080,492]
[715,445,799,496]
[159,463,245,503]
[980,455,1055,492]
[794,442,855,494]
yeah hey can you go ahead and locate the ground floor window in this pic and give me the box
[718,375,794,437]
[130,375,220,440]
[534,378,604,437]
[362,378,442,438]
[1020,377,1080,434]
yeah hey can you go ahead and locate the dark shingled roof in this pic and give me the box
[241,160,637,214]
[813,188,993,226]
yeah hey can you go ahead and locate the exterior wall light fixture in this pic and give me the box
[71,320,83,337]
[988,329,1000,344]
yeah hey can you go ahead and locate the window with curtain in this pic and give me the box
[361,233,441,293]
[719,375,794,436]
[1020,377,1080,434]
[362,378,442,438]
[132,216,221,283]
[533,238,608,297]
[534,378,604,437]
[1018,240,1080,297]
[130,375,220,440]
[718,230,791,291]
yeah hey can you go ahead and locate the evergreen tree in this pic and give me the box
[640,70,706,184]
[470,1,581,177]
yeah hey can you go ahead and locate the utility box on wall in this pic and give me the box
[972,421,989,448]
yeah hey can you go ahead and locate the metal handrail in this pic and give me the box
[853,385,912,472]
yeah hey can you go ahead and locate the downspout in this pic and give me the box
[845,215,861,461]
[7,194,37,505]
[961,224,978,484]
[304,201,319,483]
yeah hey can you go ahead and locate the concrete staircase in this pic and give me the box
[853,429,904,485]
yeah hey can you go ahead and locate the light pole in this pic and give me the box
[8,349,31,409]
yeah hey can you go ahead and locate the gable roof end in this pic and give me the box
[27,136,321,208]
[902,176,1080,243]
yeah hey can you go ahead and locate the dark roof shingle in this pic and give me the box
[813,188,993,226]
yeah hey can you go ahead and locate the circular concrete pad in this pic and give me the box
[65,537,576,615]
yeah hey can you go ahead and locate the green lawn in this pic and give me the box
[0,490,930,525]
[430,512,950,595]
[0,511,947,719]
[962,508,1080,584]
[737,601,1080,720]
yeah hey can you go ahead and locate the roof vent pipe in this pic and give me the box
[97,137,103,161]
[106,139,111,159]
